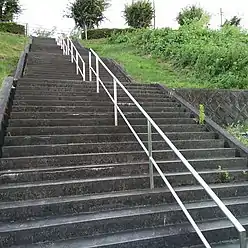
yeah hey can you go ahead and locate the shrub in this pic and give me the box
[85,28,134,39]
[0,22,25,35]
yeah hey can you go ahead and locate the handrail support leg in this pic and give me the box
[148,120,154,189]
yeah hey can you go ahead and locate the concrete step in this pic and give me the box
[16,85,161,94]
[0,183,247,229]
[17,77,132,85]
[11,105,186,114]
[4,131,216,146]
[10,111,188,120]
[7,124,205,136]
[12,100,178,108]
[1,157,246,184]
[0,166,245,201]
[8,117,195,128]
[14,94,172,102]
[2,139,224,157]
[0,148,236,170]
[14,89,167,98]
[1,198,248,247]
[14,87,164,95]
[17,81,157,90]
[11,105,185,113]
[24,73,82,79]
[10,216,248,248]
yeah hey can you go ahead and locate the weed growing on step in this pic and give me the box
[199,104,205,125]
[220,171,232,183]
[218,166,232,183]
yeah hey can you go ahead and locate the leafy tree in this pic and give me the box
[66,0,110,40]
[223,16,241,27]
[123,0,154,28]
[0,0,21,22]
[176,5,209,26]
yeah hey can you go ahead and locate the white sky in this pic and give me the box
[17,0,248,33]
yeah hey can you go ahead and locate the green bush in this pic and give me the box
[85,28,134,39]
[0,22,25,35]
[109,23,248,89]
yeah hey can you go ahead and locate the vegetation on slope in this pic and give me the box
[0,32,27,83]
[81,39,201,88]
[227,123,248,147]
[109,23,248,89]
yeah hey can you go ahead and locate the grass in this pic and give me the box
[227,123,248,147]
[0,32,27,83]
[81,38,205,88]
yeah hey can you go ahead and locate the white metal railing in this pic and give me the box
[58,37,247,248]
[57,37,86,81]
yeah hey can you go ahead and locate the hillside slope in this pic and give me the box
[0,32,27,83]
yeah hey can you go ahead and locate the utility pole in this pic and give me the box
[220,8,224,27]
[153,0,156,29]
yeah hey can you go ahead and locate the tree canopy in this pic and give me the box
[0,0,21,22]
[123,0,154,29]
[176,5,209,26]
[66,0,110,30]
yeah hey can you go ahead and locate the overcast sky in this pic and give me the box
[17,0,247,34]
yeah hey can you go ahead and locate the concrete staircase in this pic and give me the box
[0,37,247,248]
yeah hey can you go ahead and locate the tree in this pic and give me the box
[223,16,241,27]
[123,0,154,29]
[66,0,110,40]
[176,5,209,26]
[0,0,21,22]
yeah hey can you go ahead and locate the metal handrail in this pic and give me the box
[59,37,246,248]
[58,37,86,81]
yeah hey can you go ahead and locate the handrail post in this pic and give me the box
[76,52,79,75]
[62,40,65,55]
[83,61,86,81]
[71,41,73,63]
[89,51,92,81]
[114,78,118,126]
[148,120,154,189]
[96,56,100,93]
[240,230,247,248]
[67,39,70,55]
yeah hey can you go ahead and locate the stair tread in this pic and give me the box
[0,157,245,174]
[4,131,215,139]
[0,147,236,160]
[1,196,248,233]
[1,169,247,193]
[3,139,221,148]
[1,182,248,211]
[6,215,248,248]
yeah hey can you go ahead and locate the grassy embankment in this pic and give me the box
[0,32,27,83]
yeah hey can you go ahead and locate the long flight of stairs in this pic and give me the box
[0,37,247,248]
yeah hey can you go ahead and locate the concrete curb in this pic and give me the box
[14,37,32,83]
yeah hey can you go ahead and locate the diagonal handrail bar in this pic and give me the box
[58,37,247,248]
